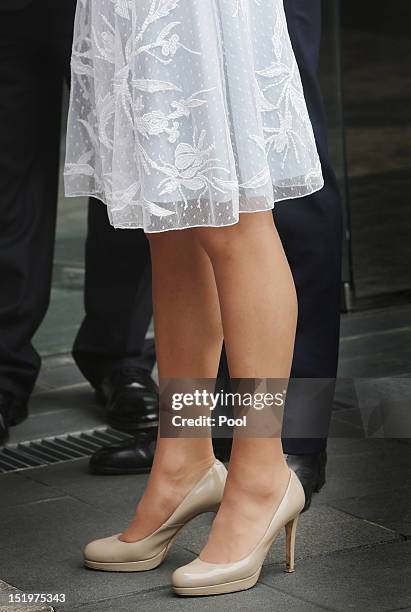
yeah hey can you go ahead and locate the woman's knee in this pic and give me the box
[147,227,197,258]
[194,211,275,259]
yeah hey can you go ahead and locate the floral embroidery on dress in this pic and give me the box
[65,0,324,231]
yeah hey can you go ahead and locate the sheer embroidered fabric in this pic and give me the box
[64,0,324,232]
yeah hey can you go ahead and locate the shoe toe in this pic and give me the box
[89,447,112,468]
[84,534,120,563]
[172,561,196,589]
[172,559,218,589]
[89,445,131,473]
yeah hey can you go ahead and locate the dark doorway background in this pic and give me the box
[341,1,411,300]
[35,1,411,353]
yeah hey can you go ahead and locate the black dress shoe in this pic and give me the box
[89,430,157,475]
[286,450,327,512]
[95,368,159,434]
[0,390,28,446]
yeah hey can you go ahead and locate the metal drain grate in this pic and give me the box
[0,428,133,473]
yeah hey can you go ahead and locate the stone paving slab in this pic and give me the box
[62,583,320,612]
[330,485,411,537]
[34,371,87,396]
[27,452,402,555]
[176,505,400,566]
[260,540,411,612]
[25,460,148,520]
[0,580,53,612]
[9,389,105,446]
[0,474,64,509]
[330,405,364,428]
[1,418,409,611]
[338,352,411,378]
[339,327,411,362]
[0,497,194,609]
[2,451,401,610]
[332,378,411,440]
[34,356,85,394]
[33,288,84,357]
[326,438,406,458]
[328,413,365,439]
[29,386,95,415]
[315,441,411,503]
[339,304,411,337]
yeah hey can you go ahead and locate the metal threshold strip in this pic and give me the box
[0,428,132,473]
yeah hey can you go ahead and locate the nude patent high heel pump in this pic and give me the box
[83,460,227,572]
[172,469,305,596]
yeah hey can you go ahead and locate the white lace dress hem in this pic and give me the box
[64,0,324,232]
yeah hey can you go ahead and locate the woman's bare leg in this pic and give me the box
[195,211,297,563]
[121,230,223,542]
[121,209,297,554]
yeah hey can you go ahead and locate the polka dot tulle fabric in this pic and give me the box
[64,0,324,232]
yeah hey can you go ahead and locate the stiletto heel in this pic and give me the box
[83,460,227,572]
[284,514,299,573]
[172,469,306,596]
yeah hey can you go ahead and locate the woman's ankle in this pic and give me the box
[226,460,289,500]
[153,450,215,482]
